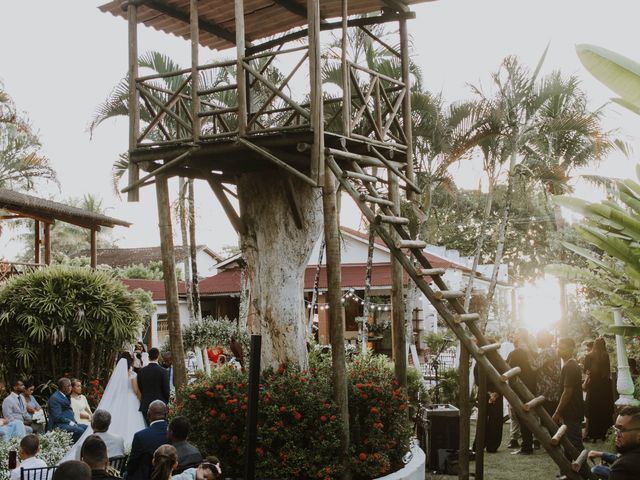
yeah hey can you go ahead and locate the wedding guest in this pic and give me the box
[532,330,561,416]
[52,460,91,480]
[473,355,503,453]
[161,351,174,392]
[76,410,125,460]
[507,328,536,455]
[126,401,169,480]
[168,416,202,471]
[0,381,26,440]
[48,378,87,443]
[10,434,46,480]
[71,379,93,426]
[553,337,585,452]
[22,381,45,434]
[133,342,146,373]
[80,434,121,479]
[173,456,222,480]
[583,337,614,441]
[150,444,178,480]
[2,379,31,433]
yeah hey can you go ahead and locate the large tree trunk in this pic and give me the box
[238,171,322,370]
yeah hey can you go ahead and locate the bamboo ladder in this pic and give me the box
[325,153,595,480]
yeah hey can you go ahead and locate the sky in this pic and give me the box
[1,0,640,260]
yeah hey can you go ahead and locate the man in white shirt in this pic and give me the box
[2,379,31,434]
[75,409,125,460]
[10,434,47,480]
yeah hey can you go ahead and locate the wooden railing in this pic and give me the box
[132,46,407,150]
[0,261,44,282]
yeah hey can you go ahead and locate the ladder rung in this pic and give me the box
[343,170,378,183]
[500,366,521,382]
[571,449,589,472]
[375,214,409,225]
[478,342,501,355]
[453,313,480,324]
[433,290,464,300]
[523,395,546,412]
[359,193,394,207]
[417,268,446,276]
[396,239,427,249]
[550,424,567,446]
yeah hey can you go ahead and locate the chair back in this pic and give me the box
[20,465,57,480]
[108,454,128,475]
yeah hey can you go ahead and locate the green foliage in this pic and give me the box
[181,316,249,354]
[173,353,416,479]
[0,430,72,475]
[116,261,165,280]
[429,368,462,407]
[0,267,144,384]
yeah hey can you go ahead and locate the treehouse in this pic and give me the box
[98,2,595,478]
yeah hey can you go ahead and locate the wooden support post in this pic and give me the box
[341,0,350,137]
[235,0,247,136]
[308,0,324,185]
[43,223,51,266]
[127,1,140,202]
[398,15,414,201]
[475,364,487,480]
[34,220,40,264]
[155,174,187,390]
[90,229,97,269]
[190,0,200,142]
[322,161,351,478]
[458,346,470,480]
[389,173,407,387]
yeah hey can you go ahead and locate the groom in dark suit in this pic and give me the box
[136,347,170,424]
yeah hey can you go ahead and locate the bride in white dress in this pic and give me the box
[62,352,147,461]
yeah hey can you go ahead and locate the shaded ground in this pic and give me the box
[426,421,603,480]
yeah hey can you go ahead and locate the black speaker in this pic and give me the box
[425,404,460,472]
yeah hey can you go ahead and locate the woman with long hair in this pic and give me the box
[583,337,615,441]
[151,445,178,480]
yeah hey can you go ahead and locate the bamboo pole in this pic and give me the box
[341,0,350,137]
[322,161,351,479]
[190,0,200,142]
[34,220,40,264]
[90,229,98,269]
[389,172,407,387]
[43,223,51,266]
[127,1,140,202]
[398,15,414,202]
[155,174,187,390]
[475,364,487,480]
[308,0,324,185]
[235,0,247,136]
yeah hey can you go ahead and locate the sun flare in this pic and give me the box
[518,275,562,335]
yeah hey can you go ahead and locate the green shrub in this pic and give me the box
[0,267,144,384]
[172,353,416,479]
[0,430,73,476]
[182,316,250,355]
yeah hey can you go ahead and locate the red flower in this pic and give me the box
[226,398,238,405]
[370,407,379,414]
[205,391,215,398]
[256,447,264,457]
[293,411,301,421]
[277,365,285,374]
[215,384,224,391]
[361,393,368,400]
[330,415,336,421]
[320,415,327,422]
[399,403,407,410]
[208,408,217,417]
[219,413,227,420]
[189,394,196,400]
[279,406,286,413]
[358,453,367,461]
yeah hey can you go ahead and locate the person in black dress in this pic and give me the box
[473,341,504,453]
[583,337,614,441]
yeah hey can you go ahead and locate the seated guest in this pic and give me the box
[10,434,47,480]
[2,379,31,434]
[48,378,87,443]
[0,417,27,441]
[81,435,121,479]
[610,406,640,480]
[52,460,91,480]
[150,445,178,480]
[126,401,169,480]
[168,416,202,471]
[76,410,125,460]
[173,456,223,480]
[22,381,45,434]
[70,379,93,426]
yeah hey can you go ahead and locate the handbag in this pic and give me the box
[32,409,46,424]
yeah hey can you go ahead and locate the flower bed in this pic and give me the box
[172,353,423,479]
[0,430,73,477]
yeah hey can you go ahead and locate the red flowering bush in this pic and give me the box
[172,353,418,479]
[85,379,104,410]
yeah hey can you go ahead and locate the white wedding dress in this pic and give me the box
[61,358,146,461]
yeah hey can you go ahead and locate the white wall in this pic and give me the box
[308,232,390,265]
[197,250,220,277]
[150,300,190,347]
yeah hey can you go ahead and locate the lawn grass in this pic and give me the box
[426,421,604,480]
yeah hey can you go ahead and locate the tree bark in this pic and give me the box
[237,171,322,370]
[361,220,375,354]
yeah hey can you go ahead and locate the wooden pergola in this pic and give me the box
[0,188,131,269]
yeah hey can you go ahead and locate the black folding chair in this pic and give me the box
[20,466,57,480]
[108,454,128,475]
